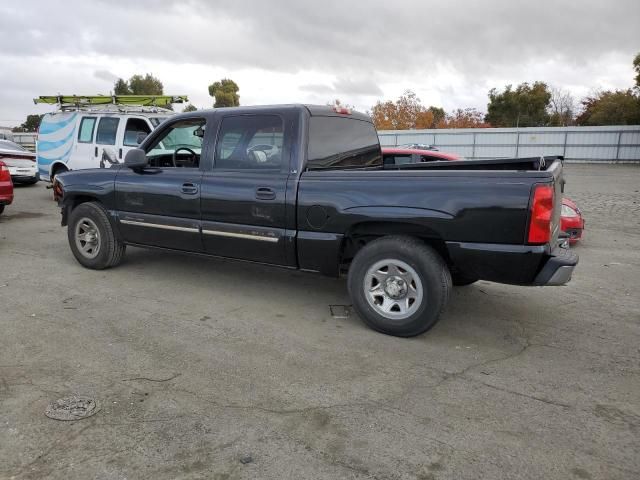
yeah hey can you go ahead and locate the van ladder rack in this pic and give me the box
[33,94,188,110]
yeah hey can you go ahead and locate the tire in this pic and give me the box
[0,205,4,215]
[452,273,478,286]
[67,202,126,269]
[347,236,452,337]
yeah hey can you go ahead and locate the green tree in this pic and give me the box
[182,104,198,112]
[633,52,640,89]
[128,74,163,95]
[113,73,164,95]
[113,78,130,95]
[485,82,551,127]
[576,90,640,125]
[12,114,43,132]
[208,79,240,107]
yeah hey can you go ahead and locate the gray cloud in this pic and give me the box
[93,70,119,82]
[0,0,638,124]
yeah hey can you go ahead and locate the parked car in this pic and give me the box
[384,147,585,244]
[0,161,14,215]
[382,147,460,165]
[55,104,577,337]
[398,143,439,151]
[0,139,38,184]
[561,197,585,244]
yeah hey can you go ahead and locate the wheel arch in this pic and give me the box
[50,161,69,181]
[339,221,450,273]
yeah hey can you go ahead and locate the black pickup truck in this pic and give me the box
[56,104,577,337]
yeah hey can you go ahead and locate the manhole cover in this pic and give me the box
[329,304,351,319]
[45,396,100,421]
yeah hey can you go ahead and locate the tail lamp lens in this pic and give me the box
[528,184,554,244]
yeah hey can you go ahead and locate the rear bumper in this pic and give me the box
[0,184,13,205]
[532,247,578,286]
[446,241,578,286]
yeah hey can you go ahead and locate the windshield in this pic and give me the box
[0,140,27,152]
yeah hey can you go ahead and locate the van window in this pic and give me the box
[214,115,284,171]
[96,117,120,145]
[123,118,151,146]
[78,117,97,143]
[307,117,381,170]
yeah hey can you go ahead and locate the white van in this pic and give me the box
[35,96,185,181]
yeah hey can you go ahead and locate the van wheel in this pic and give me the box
[0,205,4,215]
[67,202,126,269]
[348,236,451,337]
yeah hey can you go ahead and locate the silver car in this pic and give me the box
[0,140,38,184]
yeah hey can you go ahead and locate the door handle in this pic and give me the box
[255,187,276,200]
[181,182,198,195]
[94,146,98,157]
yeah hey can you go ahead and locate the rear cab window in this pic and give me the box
[307,117,381,170]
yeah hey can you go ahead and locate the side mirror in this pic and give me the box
[124,148,148,169]
[136,131,148,144]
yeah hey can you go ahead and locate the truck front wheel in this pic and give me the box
[67,202,126,270]
[347,236,452,337]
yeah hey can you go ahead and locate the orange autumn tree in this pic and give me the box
[370,91,444,130]
[437,108,491,128]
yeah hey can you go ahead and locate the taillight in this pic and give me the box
[528,184,554,244]
[0,161,10,181]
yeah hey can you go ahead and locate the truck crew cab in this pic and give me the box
[55,104,578,337]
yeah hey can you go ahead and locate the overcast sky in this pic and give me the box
[1,0,638,126]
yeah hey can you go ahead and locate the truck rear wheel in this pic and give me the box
[347,236,451,337]
[67,202,126,270]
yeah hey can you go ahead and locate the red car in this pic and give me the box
[561,197,585,244]
[382,147,460,166]
[382,147,584,244]
[0,161,14,215]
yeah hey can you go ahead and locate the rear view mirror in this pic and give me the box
[136,131,148,144]
[124,148,148,169]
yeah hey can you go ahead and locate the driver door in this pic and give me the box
[115,116,210,252]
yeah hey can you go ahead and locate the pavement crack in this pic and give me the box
[122,373,181,383]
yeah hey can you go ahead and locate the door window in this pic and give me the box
[78,117,97,143]
[214,115,284,171]
[96,117,120,145]
[146,118,205,168]
[123,118,152,146]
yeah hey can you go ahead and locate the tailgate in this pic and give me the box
[549,160,564,247]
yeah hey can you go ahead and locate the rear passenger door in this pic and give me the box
[200,113,292,266]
